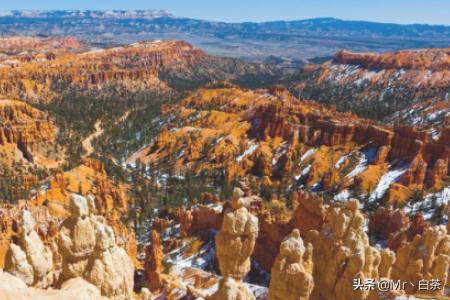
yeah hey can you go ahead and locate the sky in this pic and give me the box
[1,0,449,25]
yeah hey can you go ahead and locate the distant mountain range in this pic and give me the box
[0,10,450,64]
[0,10,173,19]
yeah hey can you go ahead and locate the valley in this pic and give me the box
[0,28,448,300]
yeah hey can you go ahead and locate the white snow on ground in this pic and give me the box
[404,187,450,220]
[271,142,288,165]
[300,148,317,162]
[334,189,352,201]
[369,164,409,201]
[163,229,269,300]
[236,143,259,163]
[334,154,349,169]
[346,156,367,178]
[346,148,377,178]
[295,164,312,180]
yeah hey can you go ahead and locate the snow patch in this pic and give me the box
[237,143,259,163]
[369,164,409,201]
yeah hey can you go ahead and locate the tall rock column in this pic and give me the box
[391,226,449,296]
[4,210,53,288]
[268,229,314,300]
[209,188,259,300]
[58,194,96,281]
[86,222,135,300]
[144,230,164,291]
[305,199,384,300]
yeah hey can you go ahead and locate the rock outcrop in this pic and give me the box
[268,229,314,300]
[0,270,105,300]
[0,99,61,200]
[215,188,259,280]
[4,210,54,288]
[144,230,164,291]
[391,226,449,296]
[59,194,97,280]
[305,200,383,300]
[2,193,135,299]
[128,87,449,205]
[206,277,255,300]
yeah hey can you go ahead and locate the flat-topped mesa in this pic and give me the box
[0,40,204,101]
[294,48,450,133]
[335,48,450,71]
[215,188,259,280]
[0,36,83,56]
[268,229,314,300]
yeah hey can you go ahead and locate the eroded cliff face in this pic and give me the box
[0,37,283,102]
[0,99,63,200]
[30,159,138,265]
[128,86,449,206]
[292,48,450,131]
[0,40,197,101]
[0,36,83,55]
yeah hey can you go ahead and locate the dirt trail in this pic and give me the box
[82,110,131,157]
[82,121,104,157]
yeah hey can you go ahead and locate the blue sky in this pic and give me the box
[2,0,450,25]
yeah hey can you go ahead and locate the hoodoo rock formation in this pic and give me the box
[128,87,449,206]
[391,226,449,296]
[2,194,135,300]
[4,210,54,287]
[59,194,97,280]
[268,229,314,300]
[144,230,164,291]
[305,200,385,300]
[86,222,134,299]
[215,188,259,280]
[209,188,258,300]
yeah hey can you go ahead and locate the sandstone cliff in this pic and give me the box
[293,48,450,130]
[0,99,62,200]
[128,87,449,206]
[0,37,282,102]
